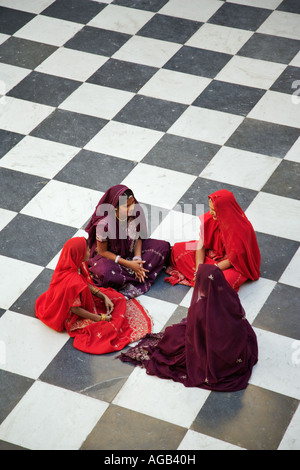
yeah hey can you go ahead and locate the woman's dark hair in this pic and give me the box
[117,189,134,207]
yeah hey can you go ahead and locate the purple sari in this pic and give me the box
[119,264,258,392]
[85,185,170,299]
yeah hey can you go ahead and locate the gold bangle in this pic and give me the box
[101,314,106,321]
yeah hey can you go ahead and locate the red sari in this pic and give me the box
[35,237,152,354]
[166,189,260,291]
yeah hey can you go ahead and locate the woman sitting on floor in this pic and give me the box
[35,237,152,355]
[119,264,258,392]
[85,184,170,299]
[165,189,260,291]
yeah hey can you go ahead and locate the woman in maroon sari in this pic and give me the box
[119,264,258,392]
[165,189,260,291]
[85,185,170,299]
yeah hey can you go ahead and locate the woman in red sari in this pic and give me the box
[166,189,260,291]
[35,237,152,354]
[119,264,258,392]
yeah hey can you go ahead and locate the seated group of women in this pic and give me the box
[36,185,260,392]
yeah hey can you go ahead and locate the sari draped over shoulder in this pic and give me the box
[119,264,258,392]
[35,237,152,354]
[85,185,170,299]
[166,189,260,291]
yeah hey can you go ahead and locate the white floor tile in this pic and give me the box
[150,210,201,246]
[250,328,300,400]
[85,121,163,162]
[21,179,101,228]
[0,63,31,94]
[0,256,43,310]
[0,208,17,232]
[137,296,178,332]
[258,11,300,41]
[121,163,196,210]
[278,404,300,450]
[88,4,154,34]
[228,0,282,8]
[279,247,300,289]
[0,0,55,14]
[200,146,281,190]
[36,48,108,82]
[238,278,276,324]
[0,381,108,450]
[178,429,244,450]
[113,367,210,428]
[168,106,243,145]
[216,55,286,89]
[186,23,253,55]
[159,0,223,22]
[138,69,211,105]
[112,35,181,68]
[245,192,300,242]
[284,137,300,164]
[59,82,134,120]
[0,136,79,178]
[14,14,84,46]
[0,96,54,134]
[248,91,300,128]
[0,310,68,379]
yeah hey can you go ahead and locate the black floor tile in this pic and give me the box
[0,370,34,424]
[64,26,130,56]
[0,37,57,69]
[193,80,265,116]
[270,65,300,95]
[164,46,231,78]
[277,0,300,14]
[191,384,299,450]
[87,59,158,93]
[208,3,271,31]
[253,283,300,339]
[113,0,169,12]
[144,270,190,304]
[31,109,108,148]
[0,214,76,267]
[256,232,299,281]
[81,404,186,450]
[0,130,24,159]
[262,160,300,200]
[225,118,300,158]
[142,134,220,175]
[0,168,48,212]
[238,33,300,64]
[41,0,106,24]
[137,14,202,44]
[40,341,132,402]
[7,71,81,107]
[176,177,258,214]
[0,7,35,35]
[114,95,187,131]
[54,149,136,191]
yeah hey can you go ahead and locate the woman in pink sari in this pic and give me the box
[85,185,170,299]
[119,264,258,392]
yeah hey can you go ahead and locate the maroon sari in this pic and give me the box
[85,185,170,299]
[119,264,258,392]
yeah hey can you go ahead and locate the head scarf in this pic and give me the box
[200,189,260,280]
[35,237,94,331]
[85,185,147,257]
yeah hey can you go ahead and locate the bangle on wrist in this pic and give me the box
[133,256,142,261]
[115,255,120,263]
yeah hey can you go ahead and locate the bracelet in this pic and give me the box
[115,255,120,263]
[101,314,106,321]
[91,286,100,295]
[133,256,142,261]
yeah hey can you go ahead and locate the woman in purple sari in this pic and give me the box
[85,185,170,299]
[119,264,258,392]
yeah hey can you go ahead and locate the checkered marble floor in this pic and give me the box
[0,0,299,451]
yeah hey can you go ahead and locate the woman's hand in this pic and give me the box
[103,295,114,314]
[95,312,112,322]
[129,259,149,283]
